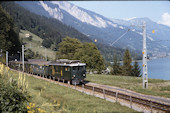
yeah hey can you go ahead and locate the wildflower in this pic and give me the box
[27,105,30,109]
[28,111,34,113]
[32,103,35,108]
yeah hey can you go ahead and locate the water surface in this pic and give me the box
[138,58,170,80]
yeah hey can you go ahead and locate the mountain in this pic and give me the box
[1,2,128,62]
[111,17,170,42]
[1,2,92,49]
[15,1,170,57]
[111,17,170,55]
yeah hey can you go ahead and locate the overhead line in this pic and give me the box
[110,29,130,46]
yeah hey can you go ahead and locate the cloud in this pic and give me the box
[158,12,170,27]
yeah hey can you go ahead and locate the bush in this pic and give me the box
[0,74,29,112]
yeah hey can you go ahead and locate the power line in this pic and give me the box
[150,40,170,42]
[110,29,130,46]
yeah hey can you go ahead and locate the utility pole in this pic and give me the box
[130,22,148,89]
[142,21,148,89]
[22,45,32,72]
[0,49,2,63]
[22,45,24,72]
[6,51,8,66]
[45,48,47,61]
[110,22,149,89]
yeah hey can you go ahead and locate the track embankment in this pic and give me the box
[11,69,170,113]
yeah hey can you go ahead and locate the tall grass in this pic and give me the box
[0,63,48,112]
[4,67,135,112]
[24,75,135,112]
[0,63,28,112]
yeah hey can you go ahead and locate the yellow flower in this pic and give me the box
[31,103,35,108]
[27,105,30,109]
[28,111,34,113]
[38,108,46,113]
[29,103,33,108]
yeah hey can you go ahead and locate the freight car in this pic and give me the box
[9,59,86,84]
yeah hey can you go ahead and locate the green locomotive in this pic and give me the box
[9,59,86,84]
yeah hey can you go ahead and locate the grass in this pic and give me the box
[7,70,136,113]
[19,30,56,60]
[86,74,170,98]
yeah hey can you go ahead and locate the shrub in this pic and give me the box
[0,74,29,112]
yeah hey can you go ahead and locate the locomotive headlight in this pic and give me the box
[83,74,86,76]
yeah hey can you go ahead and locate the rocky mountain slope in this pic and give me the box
[16,1,170,56]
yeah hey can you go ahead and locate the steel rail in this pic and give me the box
[82,85,170,112]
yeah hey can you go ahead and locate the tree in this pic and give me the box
[25,49,34,60]
[24,49,42,60]
[56,37,105,73]
[132,56,141,77]
[57,37,82,59]
[0,5,21,54]
[74,42,105,73]
[42,38,53,48]
[111,54,121,75]
[27,35,32,41]
[122,49,132,76]
[34,51,41,59]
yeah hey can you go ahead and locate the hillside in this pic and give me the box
[1,1,130,62]
[19,29,56,60]
[15,1,170,57]
[1,1,91,51]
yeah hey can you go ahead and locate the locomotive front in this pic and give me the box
[71,63,86,85]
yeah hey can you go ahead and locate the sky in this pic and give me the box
[70,1,170,27]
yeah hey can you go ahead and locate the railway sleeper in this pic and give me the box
[83,85,170,112]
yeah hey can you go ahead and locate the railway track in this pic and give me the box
[11,69,170,112]
[82,85,170,112]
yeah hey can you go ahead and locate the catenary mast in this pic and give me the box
[142,21,148,89]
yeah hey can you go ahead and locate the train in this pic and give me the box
[9,59,86,84]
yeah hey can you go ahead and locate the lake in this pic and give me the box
[138,58,170,80]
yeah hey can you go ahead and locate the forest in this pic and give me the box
[0,5,21,57]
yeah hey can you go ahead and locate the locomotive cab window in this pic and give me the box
[65,67,68,71]
[73,66,85,71]
[65,67,70,71]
